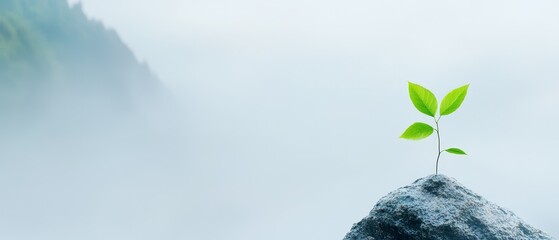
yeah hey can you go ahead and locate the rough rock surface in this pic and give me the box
[344,175,555,240]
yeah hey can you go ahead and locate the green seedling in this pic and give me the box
[400,82,469,175]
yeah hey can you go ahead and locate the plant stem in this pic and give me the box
[434,117,442,175]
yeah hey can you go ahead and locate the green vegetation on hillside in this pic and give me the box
[0,0,161,118]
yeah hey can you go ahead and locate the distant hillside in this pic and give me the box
[0,0,167,125]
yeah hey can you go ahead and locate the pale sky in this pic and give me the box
[46,0,559,238]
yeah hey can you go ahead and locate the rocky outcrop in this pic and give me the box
[344,175,555,240]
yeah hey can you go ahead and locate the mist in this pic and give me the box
[1,0,559,239]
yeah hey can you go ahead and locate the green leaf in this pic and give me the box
[408,82,438,117]
[400,122,434,140]
[445,148,467,155]
[440,84,469,116]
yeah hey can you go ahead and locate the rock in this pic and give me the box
[344,175,555,240]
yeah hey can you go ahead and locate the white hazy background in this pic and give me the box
[28,0,559,239]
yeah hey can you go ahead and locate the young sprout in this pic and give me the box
[400,82,470,175]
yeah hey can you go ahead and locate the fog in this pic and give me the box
[1,0,558,239]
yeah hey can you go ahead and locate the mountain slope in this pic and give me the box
[0,0,166,124]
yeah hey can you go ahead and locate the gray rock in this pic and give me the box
[344,175,555,240]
